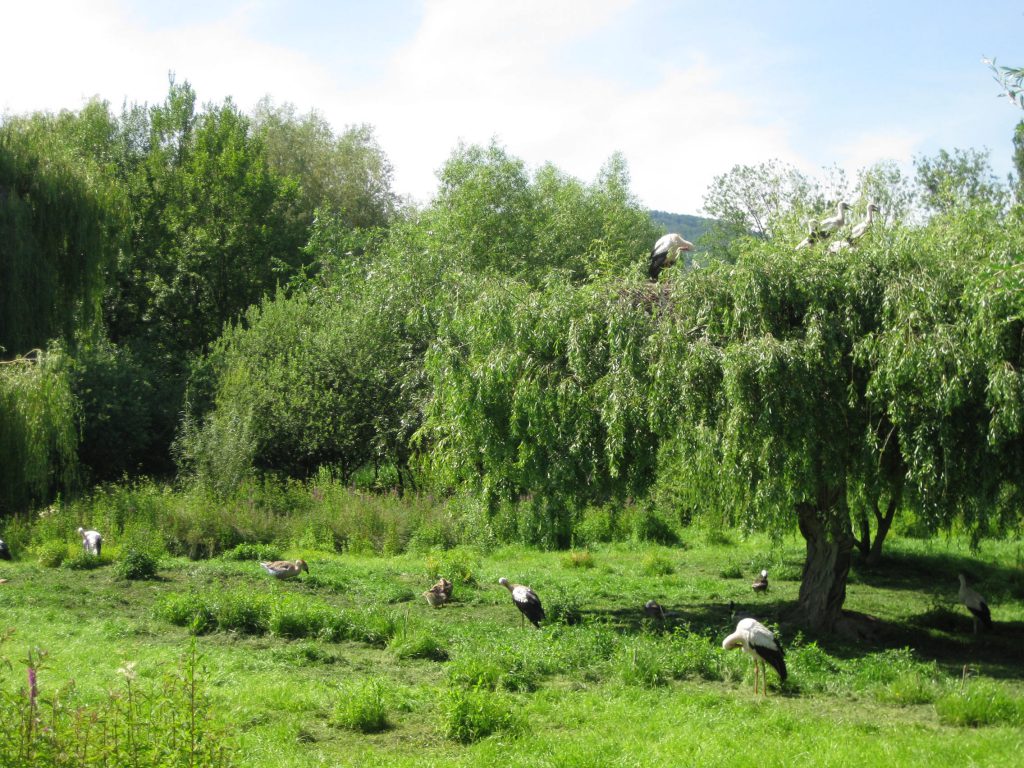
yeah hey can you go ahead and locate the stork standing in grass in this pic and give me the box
[957,572,993,634]
[498,577,545,628]
[649,233,694,281]
[722,617,787,695]
[259,559,309,580]
[0,538,10,560]
[751,569,769,594]
[77,527,102,558]
[796,202,850,249]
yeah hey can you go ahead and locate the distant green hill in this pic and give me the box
[648,210,716,243]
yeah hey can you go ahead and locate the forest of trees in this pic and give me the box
[2,77,1023,633]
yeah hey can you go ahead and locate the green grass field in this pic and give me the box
[2,532,1023,767]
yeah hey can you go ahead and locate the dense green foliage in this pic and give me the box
[2,78,1023,632]
[0,349,78,515]
[0,110,121,356]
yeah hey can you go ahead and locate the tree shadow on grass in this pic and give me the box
[573,594,1024,681]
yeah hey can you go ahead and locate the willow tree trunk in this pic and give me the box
[796,484,853,633]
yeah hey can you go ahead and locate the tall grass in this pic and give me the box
[0,638,236,767]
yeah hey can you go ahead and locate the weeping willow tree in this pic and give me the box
[0,348,79,516]
[0,113,120,357]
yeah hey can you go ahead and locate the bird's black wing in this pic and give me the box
[750,639,787,682]
[969,601,993,630]
[649,249,668,280]
[516,592,545,628]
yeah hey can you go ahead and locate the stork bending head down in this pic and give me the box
[723,617,787,695]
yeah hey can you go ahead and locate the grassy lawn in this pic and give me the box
[2,532,1022,766]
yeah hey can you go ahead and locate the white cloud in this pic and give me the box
[2,0,807,214]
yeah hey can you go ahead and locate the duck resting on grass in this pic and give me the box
[498,577,545,628]
[260,559,309,580]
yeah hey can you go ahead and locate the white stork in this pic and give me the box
[259,559,309,580]
[77,527,102,558]
[795,202,850,249]
[722,617,787,695]
[0,538,10,560]
[849,203,880,242]
[751,569,769,594]
[649,233,694,281]
[498,577,545,628]
[957,572,993,634]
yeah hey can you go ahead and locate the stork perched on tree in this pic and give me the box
[0,538,10,561]
[498,577,545,628]
[259,559,309,580]
[722,617,787,695]
[957,572,993,634]
[751,569,769,594]
[77,527,102,558]
[849,203,880,243]
[649,233,695,281]
[796,202,850,249]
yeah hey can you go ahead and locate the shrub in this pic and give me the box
[935,680,1024,727]
[614,638,673,688]
[156,592,216,634]
[563,549,595,569]
[116,549,159,580]
[389,630,449,661]
[34,540,69,568]
[630,508,680,545]
[62,551,105,570]
[332,680,391,733]
[221,542,282,562]
[442,686,521,743]
[641,553,674,576]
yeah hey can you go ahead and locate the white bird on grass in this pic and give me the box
[498,577,545,628]
[77,527,102,557]
[259,559,309,580]
[649,233,695,281]
[957,572,993,634]
[722,617,788,696]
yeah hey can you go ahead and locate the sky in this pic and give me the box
[3,0,1023,215]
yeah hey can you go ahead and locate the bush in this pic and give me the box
[332,680,391,733]
[116,549,159,580]
[389,631,449,661]
[935,680,1024,727]
[34,540,70,568]
[442,686,521,743]
[562,550,595,569]
[641,553,674,576]
[220,542,283,562]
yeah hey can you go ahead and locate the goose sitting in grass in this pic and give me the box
[259,559,309,580]
[423,583,450,608]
